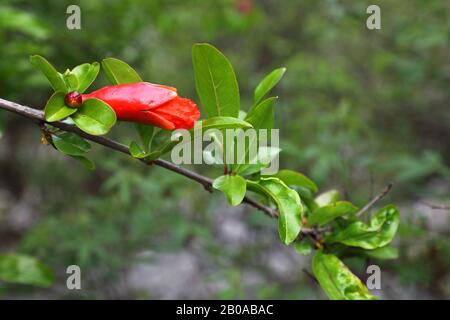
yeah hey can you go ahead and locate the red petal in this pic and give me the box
[138,110,176,130]
[82,82,177,115]
[151,97,200,129]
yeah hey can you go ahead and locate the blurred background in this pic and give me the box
[0,0,449,299]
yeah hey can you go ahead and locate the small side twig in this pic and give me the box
[302,269,319,284]
[355,182,393,217]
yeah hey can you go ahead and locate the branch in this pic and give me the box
[1,98,321,233]
[355,182,393,217]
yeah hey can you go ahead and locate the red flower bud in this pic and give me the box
[81,82,200,130]
[65,91,83,108]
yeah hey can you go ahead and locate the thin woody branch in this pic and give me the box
[0,98,288,226]
[0,98,394,238]
[355,182,393,217]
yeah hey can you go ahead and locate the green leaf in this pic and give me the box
[70,155,96,170]
[0,254,54,287]
[144,151,162,161]
[30,55,67,92]
[129,125,155,158]
[192,43,240,118]
[72,98,117,135]
[293,241,312,256]
[245,97,276,130]
[129,141,147,158]
[101,58,142,85]
[363,246,399,260]
[253,67,286,106]
[63,72,79,92]
[232,96,278,174]
[273,169,318,193]
[72,62,100,93]
[326,205,400,249]
[308,201,358,227]
[247,177,303,244]
[312,251,377,300]
[44,91,77,122]
[344,246,399,260]
[213,175,247,206]
[52,132,91,156]
[136,124,154,152]
[315,189,340,207]
[196,117,252,131]
[151,129,180,155]
[235,146,281,176]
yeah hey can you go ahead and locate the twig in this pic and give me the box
[355,182,393,217]
[302,269,319,284]
[0,98,324,236]
[420,201,450,211]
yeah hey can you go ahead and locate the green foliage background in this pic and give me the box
[0,0,449,299]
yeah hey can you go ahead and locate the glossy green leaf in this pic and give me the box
[293,241,312,256]
[247,177,303,244]
[213,175,247,206]
[308,201,358,227]
[102,57,142,85]
[315,189,340,207]
[63,72,79,92]
[344,246,399,260]
[253,67,286,106]
[136,124,154,152]
[129,141,147,158]
[52,132,91,156]
[232,96,274,173]
[70,155,96,170]
[151,129,180,155]
[196,117,252,131]
[312,251,377,300]
[72,98,116,135]
[245,97,276,130]
[326,205,400,249]
[30,55,67,92]
[144,151,162,161]
[0,254,54,287]
[151,129,171,148]
[363,246,399,260]
[192,43,240,118]
[273,169,318,193]
[129,125,155,158]
[72,62,100,93]
[235,146,281,176]
[44,91,77,122]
